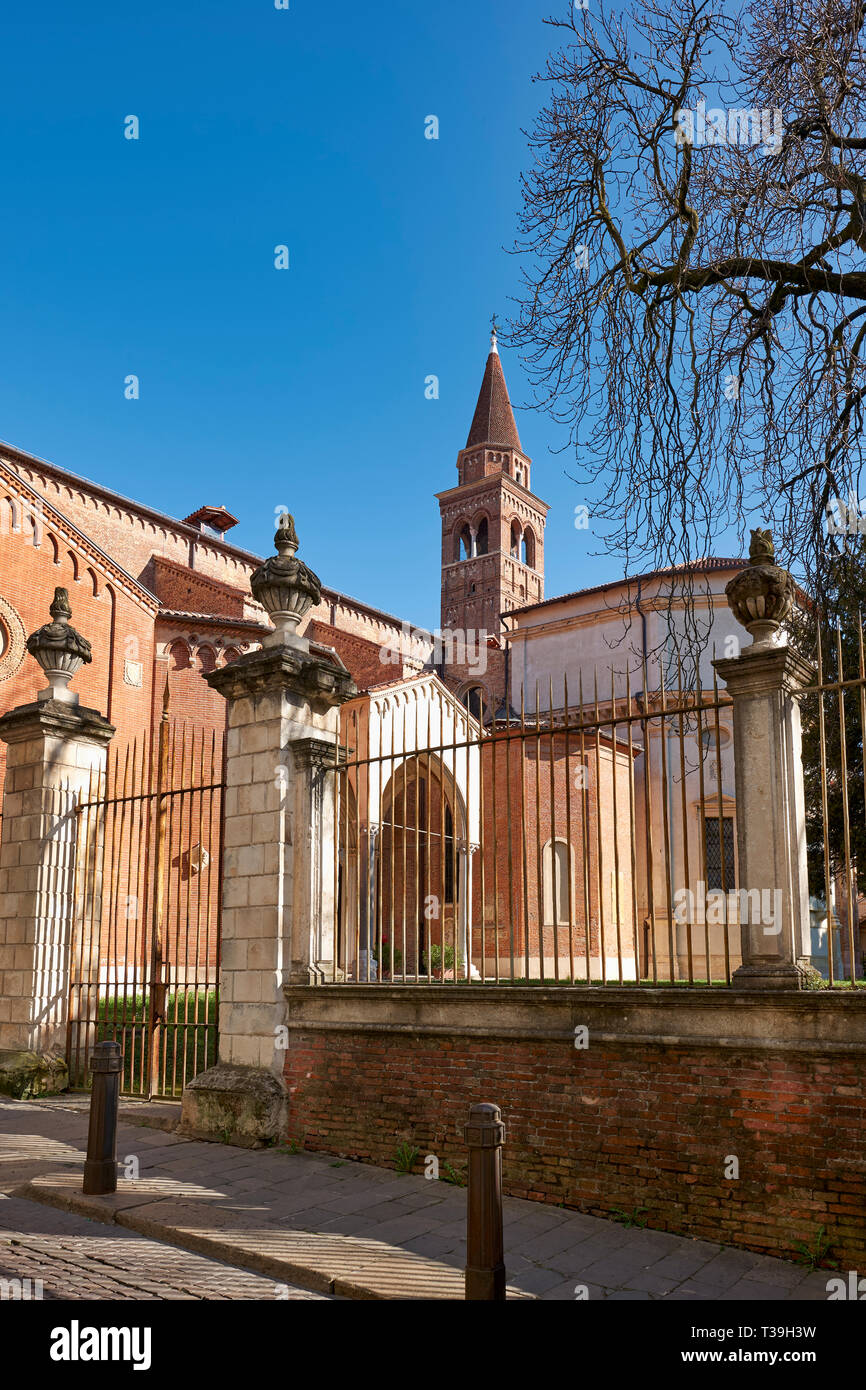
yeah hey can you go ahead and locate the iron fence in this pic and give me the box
[66,683,225,1095]
[328,660,749,986]
[796,621,866,985]
[328,643,866,988]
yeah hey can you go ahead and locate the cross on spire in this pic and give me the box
[490,313,499,354]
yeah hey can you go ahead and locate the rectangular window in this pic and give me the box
[704,816,735,891]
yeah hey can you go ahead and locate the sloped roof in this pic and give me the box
[466,350,523,451]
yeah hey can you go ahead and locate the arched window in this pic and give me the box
[510,521,521,559]
[455,525,472,562]
[197,645,216,674]
[222,647,241,666]
[523,527,536,569]
[170,641,191,671]
[543,840,572,925]
[463,686,487,722]
[444,804,456,904]
[475,517,488,556]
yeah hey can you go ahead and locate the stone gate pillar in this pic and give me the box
[713,528,814,989]
[0,590,113,1096]
[180,515,356,1145]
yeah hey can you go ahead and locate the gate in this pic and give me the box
[66,686,225,1096]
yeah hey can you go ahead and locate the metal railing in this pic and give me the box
[67,682,225,1095]
[796,621,866,985]
[329,658,750,986]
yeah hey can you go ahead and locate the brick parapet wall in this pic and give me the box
[282,986,866,1268]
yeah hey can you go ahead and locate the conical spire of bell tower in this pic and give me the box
[465,318,523,451]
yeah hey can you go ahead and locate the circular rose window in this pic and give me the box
[0,597,26,683]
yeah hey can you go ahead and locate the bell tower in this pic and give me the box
[435,325,547,719]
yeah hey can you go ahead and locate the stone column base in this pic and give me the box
[0,1049,69,1099]
[179,1064,287,1147]
[731,961,813,991]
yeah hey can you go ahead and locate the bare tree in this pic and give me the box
[513,0,866,624]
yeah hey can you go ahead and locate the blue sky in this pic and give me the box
[0,0,611,630]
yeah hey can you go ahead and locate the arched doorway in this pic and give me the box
[376,754,466,978]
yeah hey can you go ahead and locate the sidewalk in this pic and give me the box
[0,1098,832,1301]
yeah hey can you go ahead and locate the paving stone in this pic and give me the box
[576,1254,659,1286]
[683,1251,766,1292]
[538,1277,592,1300]
[746,1258,814,1286]
[398,1233,461,1260]
[717,1278,802,1301]
[647,1246,718,1281]
[619,1271,680,1295]
[511,1221,598,1262]
[541,1242,613,1280]
[358,1214,443,1244]
[783,1278,834,1301]
[0,1100,831,1304]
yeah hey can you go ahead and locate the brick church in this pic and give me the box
[0,326,545,781]
[0,329,744,984]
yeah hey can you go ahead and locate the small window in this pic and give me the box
[543,840,572,925]
[704,816,735,891]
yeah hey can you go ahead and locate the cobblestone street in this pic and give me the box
[0,1195,328,1301]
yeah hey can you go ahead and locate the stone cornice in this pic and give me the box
[283,984,866,1052]
[435,477,550,515]
[713,645,815,697]
[205,644,358,709]
[292,737,346,770]
[0,700,115,748]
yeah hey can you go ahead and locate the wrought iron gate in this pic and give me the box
[66,687,225,1096]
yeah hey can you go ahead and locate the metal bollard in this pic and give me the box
[464,1102,506,1300]
[82,1040,122,1195]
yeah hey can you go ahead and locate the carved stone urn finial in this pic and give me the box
[250,513,322,649]
[724,527,796,651]
[25,587,93,704]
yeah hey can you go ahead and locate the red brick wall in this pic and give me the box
[284,1025,866,1268]
[308,620,391,693]
[0,511,156,796]
[149,556,246,617]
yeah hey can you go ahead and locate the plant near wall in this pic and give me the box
[421,943,463,977]
[394,1141,420,1174]
[375,942,403,977]
[792,1226,838,1272]
[610,1205,649,1229]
